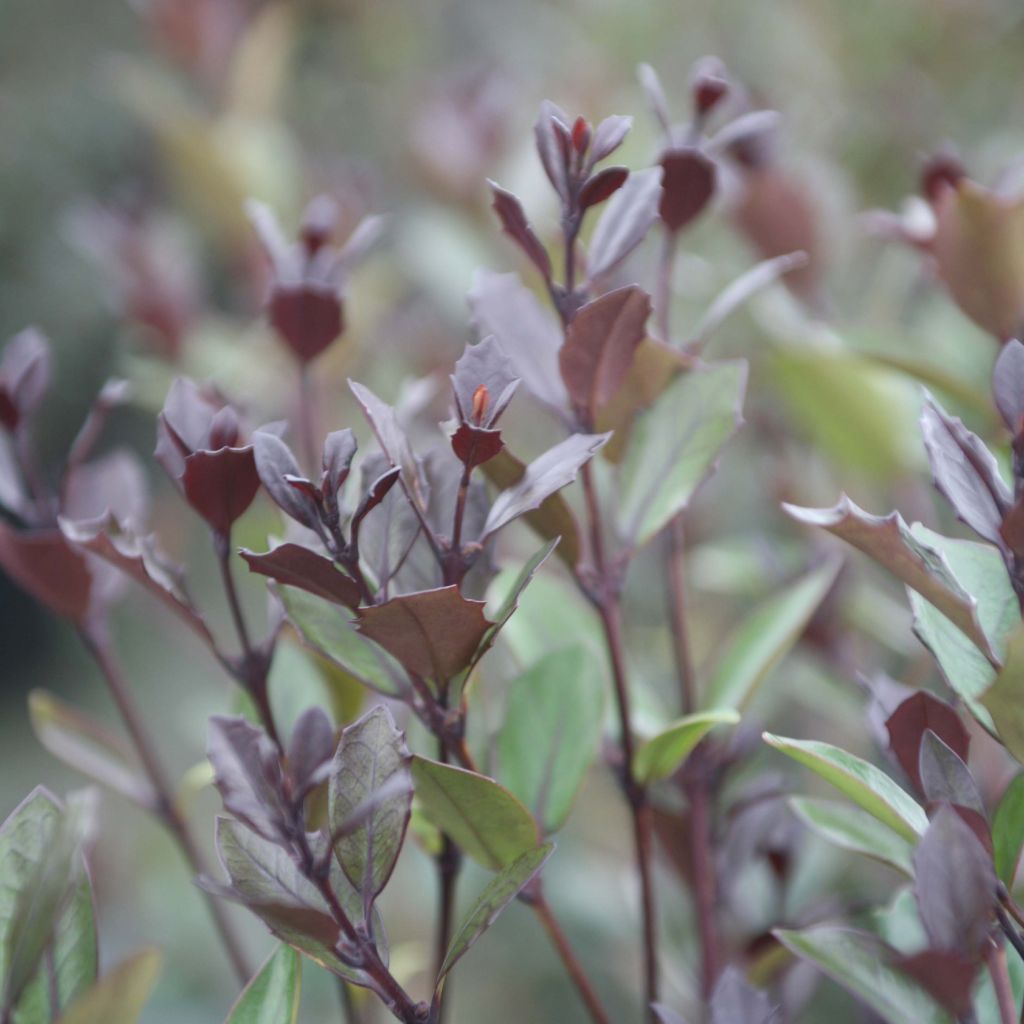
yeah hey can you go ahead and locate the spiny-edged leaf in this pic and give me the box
[774,926,950,1024]
[54,949,161,1024]
[993,774,1024,885]
[479,450,579,567]
[920,393,1010,546]
[483,433,610,541]
[488,183,551,281]
[913,804,995,955]
[618,360,747,547]
[994,339,1024,433]
[884,691,970,795]
[704,561,839,712]
[467,271,568,413]
[356,587,492,684]
[410,758,539,870]
[328,707,411,911]
[279,586,407,697]
[910,527,1017,727]
[789,796,914,875]
[436,843,553,984]
[224,944,301,1024]
[918,731,983,814]
[633,710,740,784]
[28,690,154,807]
[587,167,662,281]
[559,286,650,421]
[498,646,605,833]
[763,734,927,841]
[708,966,778,1024]
[783,496,1000,663]
[981,628,1024,762]
[242,545,360,609]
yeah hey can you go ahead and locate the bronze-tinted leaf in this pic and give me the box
[885,691,970,795]
[181,445,260,534]
[269,286,343,364]
[659,148,716,233]
[450,337,520,428]
[451,423,504,469]
[0,523,93,624]
[578,166,628,211]
[242,544,360,609]
[892,949,978,1017]
[254,432,321,530]
[918,730,983,814]
[488,182,551,281]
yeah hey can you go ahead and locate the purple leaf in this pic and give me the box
[885,691,970,795]
[578,167,629,211]
[637,64,672,137]
[242,544,361,609]
[918,730,984,814]
[287,706,337,798]
[589,115,633,165]
[586,167,662,280]
[488,182,552,281]
[254,432,321,531]
[659,148,716,233]
[709,967,778,1024]
[533,100,571,202]
[0,328,51,431]
[993,338,1024,434]
[451,423,504,470]
[322,429,358,496]
[0,523,93,624]
[891,949,978,1017]
[450,336,520,428]
[181,446,260,535]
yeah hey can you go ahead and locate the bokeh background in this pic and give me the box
[4,0,1024,1020]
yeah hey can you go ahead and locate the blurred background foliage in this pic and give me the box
[4,0,1024,1020]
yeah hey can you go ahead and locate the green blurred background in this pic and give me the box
[4,0,1024,1020]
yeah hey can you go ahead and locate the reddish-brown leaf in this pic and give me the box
[659,148,716,233]
[242,544,361,609]
[451,423,504,469]
[488,182,552,281]
[269,286,344,364]
[892,949,978,1016]
[0,523,93,624]
[886,691,970,795]
[578,167,629,211]
[181,446,260,535]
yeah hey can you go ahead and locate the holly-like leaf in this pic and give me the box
[885,691,970,795]
[488,182,552,281]
[784,496,1001,663]
[559,286,650,422]
[28,690,154,807]
[993,773,1024,886]
[356,587,492,685]
[617,361,747,547]
[498,646,605,833]
[410,758,539,871]
[659,148,716,234]
[703,561,839,712]
[54,949,161,1024]
[763,734,928,841]
[789,796,914,875]
[224,944,301,1024]
[994,339,1024,433]
[242,545,360,609]
[633,710,740,784]
[918,731,984,814]
[587,167,662,281]
[328,707,411,913]
[436,843,553,985]
[483,433,609,541]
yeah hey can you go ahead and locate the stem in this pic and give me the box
[987,939,1017,1024]
[654,230,678,344]
[433,737,461,1024]
[665,519,696,713]
[298,362,318,473]
[79,625,252,984]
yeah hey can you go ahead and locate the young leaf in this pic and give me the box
[774,926,949,1024]
[993,774,1024,886]
[410,758,539,870]
[253,432,320,531]
[789,796,914,875]
[993,339,1024,433]
[617,361,747,547]
[328,706,411,912]
[659,148,716,234]
[450,336,520,429]
[703,560,839,712]
[241,545,360,609]
[498,646,605,833]
[633,710,740,784]
[488,183,552,281]
[917,731,984,814]
[763,734,928,841]
[884,691,970,795]
[436,843,553,985]
[28,690,154,807]
[590,115,632,163]
[587,167,663,281]
[54,948,161,1024]
[578,166,629,211]
[482,432,610,540]
[224,944,301,1024]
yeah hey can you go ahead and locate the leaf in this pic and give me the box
[578,166,629,211]
[891,949,978,1019]
[994,339,1024,433]
[450,336,520,428]
[498,647,605,833]
[884,691,970,795]
[913,804,995,955]
[467,271,568,413]
[704,561,839,712]
[181,446,260,535]
[708,966,777,1024]
[993,774,1024,886]
[224,944,301,1024]
[0,524,93,625]
[981,628,1024,762]
[410,758,539,871]
[488,183,551,281]
[437,844,553,987]
[617,361,747,546]
[533,101,570,202]
[279,586,407,697]
[253,432,320,531]
[558,286,650,421]
[482,433,609,541]
[763,734,928,841]
[587,167,662,280]
[918,731,984,814]
[329,707,411,913]
[659,148,716,234]
[54,949,161,1024]
[652,1007,686,1024]
[241,545,360,609]
[920,393,1010,546]
[633,710,740,784]
[784,496,1000,663]
[774,926,950,1024]
[28,690,154,807]
[356,587,492,684]
[479,540,559,657]
[789,796,914,875]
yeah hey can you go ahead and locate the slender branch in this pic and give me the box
[987,939,1017,1024]
[654,230,678,345]
[297,362,318,474]
[665,519,697,713]
[433,735,461,1024]
[79,624,252,984]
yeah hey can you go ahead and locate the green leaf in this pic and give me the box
[981,628,1024,762]
[437,843,553,985]
[633,710,739,784]
[993,774,1024,886]
[278,586,407,697]
[704,561,840,711]
[54,949,161,1024]
[410,758,539,871]
[224,945,301,1024]
[618,361,747,547]
[789,796,914,875]
[498,647,605,832]
[774,926,950,1024]
[763,734,927,841]
[28,691,153,807]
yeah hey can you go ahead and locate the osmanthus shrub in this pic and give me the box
[0,53,946,1024]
